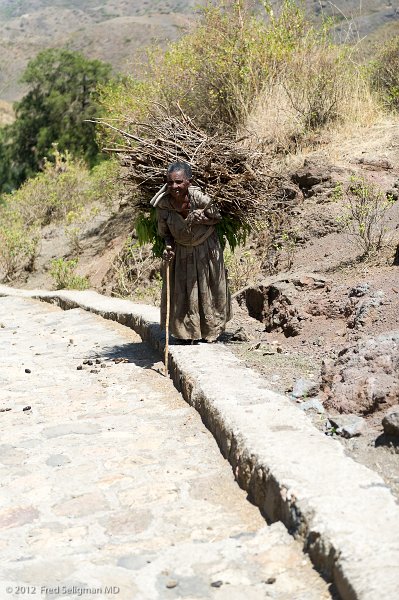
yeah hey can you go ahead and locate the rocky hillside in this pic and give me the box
[0,0,397,105]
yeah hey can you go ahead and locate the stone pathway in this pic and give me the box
[0,297,331,600]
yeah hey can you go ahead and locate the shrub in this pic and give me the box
[85,158,122,209]
[2,148,121,229]
[224,245,263,293]
[0,148,122,272]
[111,236,162,304]
[0,217,39,281]
[3,148,91,227]
[246,4,377,153]
[97,77,157,148]
[98,0,276,137]
[370,36,399,110]
[50,258,89,290]
[155,1,271,131]
[337,176,395,256]
[282,44,355,130]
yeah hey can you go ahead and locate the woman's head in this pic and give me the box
[167,161,192,180]
[166,161,192,201]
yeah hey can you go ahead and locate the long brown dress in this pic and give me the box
[157,186,232,341]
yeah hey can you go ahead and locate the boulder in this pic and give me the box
[393,243,399,267]
[328,414,365,438]
[235,273,328,337]
[382,406,399,438]
[321,332,399,415]
[292,160,332,197]
[230,327,251,342]
[357,156,393,170]
[299,398,325,414]
[344,285,384,329]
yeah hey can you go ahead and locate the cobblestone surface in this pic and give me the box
[0,297,331,600]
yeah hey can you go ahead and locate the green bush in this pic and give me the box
[50,258,89,290]
[0,216,39,281]
[155,1,272,131]
[111,236,161,303]
[97,77,157,148]
[0,147,122,279]
[3,147,120,225]
[85,158,122,208]
[3,148,91,227]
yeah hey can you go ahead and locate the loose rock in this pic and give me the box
[328,415,365,438]
[231,327,250,342]
[299,399,325,414]
[382,408,399,438]
[292,378,319,398]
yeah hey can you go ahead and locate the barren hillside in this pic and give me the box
[0,0,197,103]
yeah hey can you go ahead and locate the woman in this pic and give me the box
[152,161,232,344]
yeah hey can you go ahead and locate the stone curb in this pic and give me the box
[1,285,399,600]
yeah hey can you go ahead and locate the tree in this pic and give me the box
[0,48,112,191]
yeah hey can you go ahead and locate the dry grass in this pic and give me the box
[245,53,382,161]
[0,99,14,125]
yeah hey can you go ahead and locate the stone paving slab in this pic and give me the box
[0,296,330,600]
[1,286,399,599]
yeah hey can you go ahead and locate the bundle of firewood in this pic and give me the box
[97,104,292,228]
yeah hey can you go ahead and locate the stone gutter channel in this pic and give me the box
[1,285,398,600]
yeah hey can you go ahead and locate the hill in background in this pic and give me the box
[0,0,397,109]
[0,0,197,104]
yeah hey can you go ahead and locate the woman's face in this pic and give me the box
[167,169,191,202]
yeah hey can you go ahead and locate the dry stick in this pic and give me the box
[98,107,290,228]
[164,259,171,377]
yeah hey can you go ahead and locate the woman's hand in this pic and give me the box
[162,245,175,262]
[186,209,211,225]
